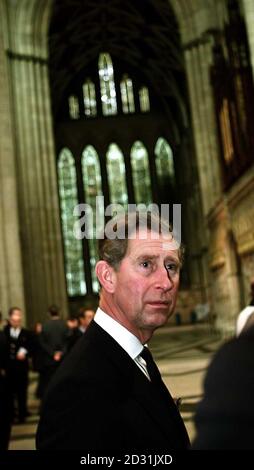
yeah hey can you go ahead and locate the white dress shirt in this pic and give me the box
[94,308,150,380]
[10,327,21,338]
[236,306,254,336]
[10,327,28,356]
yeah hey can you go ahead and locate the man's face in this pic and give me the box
[112,229,180,339]
[80,310,94,328]
[84,310,95,327]
[10,310,22,328]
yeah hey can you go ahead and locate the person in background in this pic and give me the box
[4,307,33,423]
[66,315,80,351]
[32,322,44,400]
[36,211,189,450]
[67,309,95,351]
[37,305,69,400]
[0,311,4,330]
[77,307,95,334]
[0,329,12,449]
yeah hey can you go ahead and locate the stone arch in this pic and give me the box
[8,0,52,57]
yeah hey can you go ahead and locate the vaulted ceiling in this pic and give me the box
[48,0,189,132]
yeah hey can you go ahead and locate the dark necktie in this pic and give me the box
[140,347,162,384]
[140,347,178,407]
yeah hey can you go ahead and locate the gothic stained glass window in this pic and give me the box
[68,95,79,119]
[98,53,117,116]
[60,53,158,298]
[120,74,135,114]
[106,143,128,207]
[131,141,152,205]
[58,148,86,296]
[155,137,175,183]
[83,79,97,117]
[139,86,150,112]
[81,146,103,292]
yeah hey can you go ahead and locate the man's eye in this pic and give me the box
[141,261,151,268]
[166,264,178,273]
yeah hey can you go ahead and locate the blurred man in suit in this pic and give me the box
[37,305,69,399]
[0,329,12,449]
[78,308,95,334]
[4,307,33,423]
[67,308,95,351]
[37,212,189,451]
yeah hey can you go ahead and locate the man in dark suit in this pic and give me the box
[4,307,33,423]
[67,308,95,352]
[36,212,189,451]
[37,305,69,399]
[192,320,254,449]
[0,330,12,449]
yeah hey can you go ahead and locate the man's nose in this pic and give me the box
[154,266,174,291]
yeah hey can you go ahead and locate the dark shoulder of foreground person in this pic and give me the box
[192,328,254,450]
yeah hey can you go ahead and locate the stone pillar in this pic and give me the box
[242,0,254,79]
[198,37,222,204]
[184,38,222,217]
[8,50,68,325]
[185,45,211,217]
[0,1,26,320]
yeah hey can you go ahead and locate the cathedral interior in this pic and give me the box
[1,0,254,450]
[1,0,254,335]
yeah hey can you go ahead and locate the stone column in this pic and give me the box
[184,37,226,307]
[0,1,26,320]
[185,45,211,217]
[198,37,222,205]
[242,0,254,79]
[184,37,222,217]
[8,51,68,324]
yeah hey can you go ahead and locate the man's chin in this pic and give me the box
[145,311,171,328]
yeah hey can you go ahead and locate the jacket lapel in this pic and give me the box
[128,361,189,447]
[88,322,189,447]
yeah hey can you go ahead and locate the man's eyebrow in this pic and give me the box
[135,254,159,261]
[164,256,180,263]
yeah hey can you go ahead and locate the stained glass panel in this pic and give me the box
[155,137,175,183]
[120,74,135,114]
[106,143,128,207]
[83,79,97,117]
[82,145,103,292]
[139,86,150,112]
[98,53,117,116]
[58,148,86,296]
[131,141,152,205]
[68,95,79,119]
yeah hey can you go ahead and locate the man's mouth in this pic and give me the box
[146,301,170,308]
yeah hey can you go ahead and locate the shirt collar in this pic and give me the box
[10,327,21,337]
[94,307,143,359]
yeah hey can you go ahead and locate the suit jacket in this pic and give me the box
[192,325,254,449]
[36,320,189,450]
[38,318,69,369]
[4,324,33,375]
[0,331,12,450]
[67,327,83,352]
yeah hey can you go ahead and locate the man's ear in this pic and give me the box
[95,260,116,293]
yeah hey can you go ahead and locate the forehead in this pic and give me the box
[85,310,94,316]
[126,229,179,260]
[11,310,21,318]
